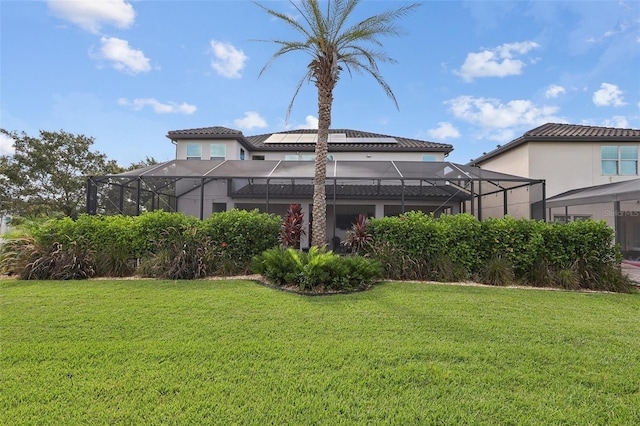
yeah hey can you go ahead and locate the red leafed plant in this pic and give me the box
[279,204,306,248]
[344,214,373,254]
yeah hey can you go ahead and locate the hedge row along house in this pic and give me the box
[87,122,639,258]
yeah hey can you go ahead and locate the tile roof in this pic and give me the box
[232,183,469,201]
[167,126,243,137]
[248,129,452,152]
[525,123,640,138]
[469,123,640,165]
[167,126,453,153]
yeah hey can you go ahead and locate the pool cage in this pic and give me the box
[87,160,546,222]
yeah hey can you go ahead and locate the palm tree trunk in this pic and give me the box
[311,80,333,247]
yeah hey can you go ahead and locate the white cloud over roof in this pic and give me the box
[592,82,626,107]
[297,115,319,130]
[209,40,248,79]
[233,111,267,129]
[96,37,150,74]
[47,0,135,34]
[447,95,561,129]
[456,41,540,82]
[427,122,460,139]
[118,98,196,114]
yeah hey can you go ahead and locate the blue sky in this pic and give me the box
[1,0,639,165]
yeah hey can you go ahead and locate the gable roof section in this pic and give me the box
[166,126,254,150]
[469,123,640,165]
[167,126,453,154]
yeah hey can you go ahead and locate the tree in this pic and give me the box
[256,0,419,247]
[0,129,114,219]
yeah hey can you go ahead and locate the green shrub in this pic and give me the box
[131,211,199,257]
[555,268,580,291]
[480,256,514,287]
[138,225,213,280]
[251,246,381,292]
[250,246,303,286]
[201,209,280,274]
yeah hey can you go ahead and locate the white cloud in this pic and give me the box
[446,95,562,130]
[545,84,566,99]
[118,98,197,114]
[0,133,15,156]
[456,41,540,82]
[296,115,318,129]
[233,111,267,129]
[47,0,135,34]
[209,40,248,79]
[592,82,626,107]
[427,122,460,139]
[96,37,150,74]
[599,116,629,128]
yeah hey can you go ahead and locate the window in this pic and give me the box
[240,149,245,160]
[602,146,638,175]
[186,143,202,160]
[212,203,226,213]
[554,215,591,223]
[284,154,314,161]
[422,155,436,162]
[210,144,226,160]
[252,155,265,160]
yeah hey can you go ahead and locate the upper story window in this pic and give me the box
[186,143,202,160]
[284,154,315,161]
[210,144,226,160]
[602,146,638,175]
[252,155,265,160]
[240,148,245,160]
[422,155,436,162]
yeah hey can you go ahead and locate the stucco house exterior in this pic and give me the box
[88,127,544,249]
[469,122,640,259]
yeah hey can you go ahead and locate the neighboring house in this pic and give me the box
[88,127,543,249]
[469,122,640,258]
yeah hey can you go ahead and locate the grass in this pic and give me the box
[1,279,639,425]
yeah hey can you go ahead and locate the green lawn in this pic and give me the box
[1,279,639,425]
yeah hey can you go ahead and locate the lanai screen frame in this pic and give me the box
[87,160,546,220]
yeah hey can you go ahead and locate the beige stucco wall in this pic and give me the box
[526,142,640,197]
[477,143,530,178]
[480,141,639,198]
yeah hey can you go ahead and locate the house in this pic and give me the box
[87,127,545,249]
[168,126,452,162]
[469,122,640,259]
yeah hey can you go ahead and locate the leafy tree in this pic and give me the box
[0,129,115,219]
[256,0,419,247]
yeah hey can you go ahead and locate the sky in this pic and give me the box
[1,0,639,166]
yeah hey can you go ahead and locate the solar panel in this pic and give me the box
[263,133,397,144]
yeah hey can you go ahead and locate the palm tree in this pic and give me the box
[256,0,419,247]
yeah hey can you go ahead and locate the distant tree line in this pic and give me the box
[0,128,157,220]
